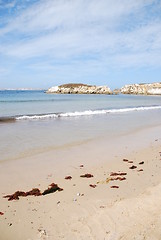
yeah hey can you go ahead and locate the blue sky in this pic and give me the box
[0,0,161,89]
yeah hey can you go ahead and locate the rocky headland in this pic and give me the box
[46,83,112,94]
[47,82,161,95]
[120,82,161,95]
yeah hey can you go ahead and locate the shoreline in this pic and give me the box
[0,126,161,239]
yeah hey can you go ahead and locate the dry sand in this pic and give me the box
[0,127,161,240]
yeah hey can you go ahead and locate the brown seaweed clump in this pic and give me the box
[110,172,127,176]
[111,186,119,189]
[65,176,72,180]
[79,165,84,168]
[128,161,133,164]
[4,188,41,201]
[80,174,94,178]
[42,183,63,195]
[129,165,137,169]
[123,159,133,163]
[110,177,126,181]
[89,184,97,188]
[4,183,63,201]
[139,161,144,165]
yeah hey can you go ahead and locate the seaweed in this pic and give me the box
[80,174,94,178]
[139,161,144,165]
[129,165,137,169]
[137,169,143,172]
[111,186,119,188]
[89,184,97,188]
[110,177,126,181]
[4,188,41,201]
[79,165,84,168]
[42,183,63,195]
[110,172,127,176]
[26,188,42,196]
[4,191,25,201]
[4,183,63,201]
[123,159,133,163]
[0,212,4,215]
[65,176,72,180]
[123,159,128,162]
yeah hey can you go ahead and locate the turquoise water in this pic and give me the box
[1,90,161,118]
[0,90,161,162]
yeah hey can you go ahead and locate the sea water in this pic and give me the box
[0,90,161,162]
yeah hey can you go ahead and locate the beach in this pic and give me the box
[0,123,161,240]
[1,1,161,238]
[0,91,161,239]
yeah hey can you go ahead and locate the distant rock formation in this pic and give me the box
[47,83,112,94]
[120,82,161,95]
[46,82,161,95]
[113,89,120,95]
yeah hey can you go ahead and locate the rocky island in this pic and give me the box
[46,82,161,95]
[120,82,161,95]
[46,83,112,94]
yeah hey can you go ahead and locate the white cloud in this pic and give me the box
[0,0,161,71]
[0,0,17,9]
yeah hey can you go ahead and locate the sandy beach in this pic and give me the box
[0,124,161,240]
[1,0,161,239]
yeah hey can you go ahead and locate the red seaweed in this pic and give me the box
[89,184,97,188]
[110,172,127,176]
[123,159,133,163]
[65,176,72,180]
[42,183,63,195]
[79,165,84,168]
[26,188,41,196]
[80,174,94,178]
[111,186,119,189]
[137,169,143,172]
[3,183,63,201]
[4,191,25,201]
[139,161,144,165]
[0,212,4,215]
[110,177,126,181]
[128,161,133,164]
[129,165,137,169]
[4,188,41,201]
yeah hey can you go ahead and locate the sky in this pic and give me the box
[0,0,161,89]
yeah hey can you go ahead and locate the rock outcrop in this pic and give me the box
[120,82,161,95]
[47,83,112,94]
[47,82,161,95]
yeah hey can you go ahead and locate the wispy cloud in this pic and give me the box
[0,0,161,87]
[0,0,16,9]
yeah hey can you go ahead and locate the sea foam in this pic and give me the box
[15,105,161,120]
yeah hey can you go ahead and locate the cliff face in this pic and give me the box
[121,83,161,95]
[47,83,112,94]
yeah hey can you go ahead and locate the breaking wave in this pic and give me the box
[14,105,161,120]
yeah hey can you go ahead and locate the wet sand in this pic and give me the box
[0,126,161,240]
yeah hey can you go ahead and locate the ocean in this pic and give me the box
[0,90,161,163]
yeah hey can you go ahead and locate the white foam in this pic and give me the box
[15,106,161,120]
[16,114,58,120]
